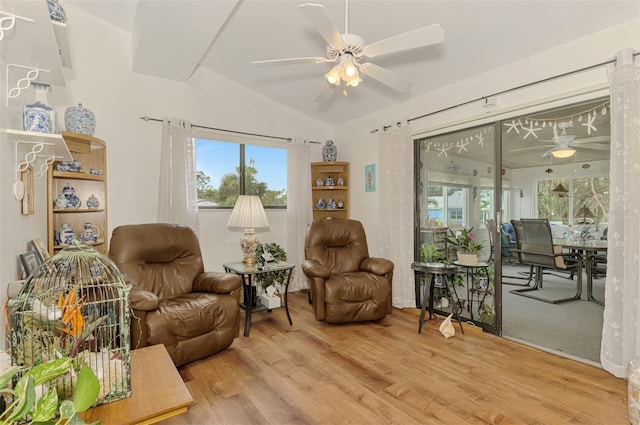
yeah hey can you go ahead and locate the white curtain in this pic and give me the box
[378,125,415,308]
[286,137,313,290]
[157,117,200,234]
[601,48,640,378]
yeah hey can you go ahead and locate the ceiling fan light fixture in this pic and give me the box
[346,75,362,87]
[325,65,342,86]
[551,147,576,158]
[342,58,357,78]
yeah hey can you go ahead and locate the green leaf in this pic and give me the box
[0,366,23,389]
[31,387,58,422]
[79,315,108,340]
[65,413,97,425]
[73,364,100,412]
[27,358,72,385]
[6,375,35,422]
[59,399,75,419]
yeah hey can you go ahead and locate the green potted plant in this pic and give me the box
[0,356,100,425]
[254,243,288,292]
[419,243,445,263]
[443,227,485,265]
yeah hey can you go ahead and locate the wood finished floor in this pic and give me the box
[162,291,627,425]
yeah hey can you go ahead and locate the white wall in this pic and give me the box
[0,4,330,346]
[335,18,639,257]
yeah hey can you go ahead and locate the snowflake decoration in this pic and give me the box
[475,132,484,146]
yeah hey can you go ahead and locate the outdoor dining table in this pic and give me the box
[553,238,607,305]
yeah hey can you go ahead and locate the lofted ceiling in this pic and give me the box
[66,0,638,127]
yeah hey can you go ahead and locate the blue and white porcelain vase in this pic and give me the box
[322,140,337,162]
[65,103,95,136]
[60,183,81,209]
[47,0,66,23]
[24,83,56,133]
[86,194,100,209]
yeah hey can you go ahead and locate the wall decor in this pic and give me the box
[21,163,34,215]
[365,164,376,192]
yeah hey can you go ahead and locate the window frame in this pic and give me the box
[194,130,288,210]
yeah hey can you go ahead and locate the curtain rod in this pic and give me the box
[139,116,301,143]
[371,51,638,133]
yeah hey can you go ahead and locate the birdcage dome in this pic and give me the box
[8,242,131,405]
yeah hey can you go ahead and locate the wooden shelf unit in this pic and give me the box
[311,161,349,221]
[47,132,108,255]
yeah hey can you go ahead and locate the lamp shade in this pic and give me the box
[575,206,595,218]
[551,183,569,194]
[227,195,269,230]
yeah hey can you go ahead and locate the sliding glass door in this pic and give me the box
[414,123,498,333]
[414,97,611,362]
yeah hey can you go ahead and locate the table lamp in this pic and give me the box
[227,195,269,265]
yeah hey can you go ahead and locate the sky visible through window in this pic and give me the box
[195,139,287,192]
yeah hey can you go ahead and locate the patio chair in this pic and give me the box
[510,219,582,304]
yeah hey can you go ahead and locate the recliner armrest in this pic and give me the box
[302,259,331,278]
[129,286,159,311]
[193,272,242,294]
[361,257,394,275]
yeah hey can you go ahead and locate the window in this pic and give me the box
[195,138,287,208]
[536,177,609,225]
[426,184,468,227]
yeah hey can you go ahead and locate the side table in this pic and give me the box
[80,345,193,425]
[411,262,464,334]
[454,261,491,320]
[223,261,295,336]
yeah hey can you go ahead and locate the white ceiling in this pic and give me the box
[67,0,639,126]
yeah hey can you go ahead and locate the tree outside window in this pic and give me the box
[195,139,287,208]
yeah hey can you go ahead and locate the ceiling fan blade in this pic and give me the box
[363,24,444,58]
[359,63,412,92]
[298,3,346,50]
[572,136,610,144]
[541,147,556,158]
[252,57,330,66]
[575,143,610,151]
[315,81,336,103]
[510,145,554,154]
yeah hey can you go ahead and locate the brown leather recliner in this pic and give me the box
[109,223,242,366]
[302,218,394,323]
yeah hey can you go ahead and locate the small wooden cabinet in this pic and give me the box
[47,132,108,255]
[311,161,349,221]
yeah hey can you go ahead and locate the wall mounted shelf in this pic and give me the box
[1,129,72,200]
[1,0,67,103]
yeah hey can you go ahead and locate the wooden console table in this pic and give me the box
[81,344,193,425]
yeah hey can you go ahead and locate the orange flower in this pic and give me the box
[57,290,85,337]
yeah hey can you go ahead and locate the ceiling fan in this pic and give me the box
[510,121,610,159]
[252,1,445,101]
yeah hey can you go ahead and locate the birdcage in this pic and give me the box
[8,242,131,405]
